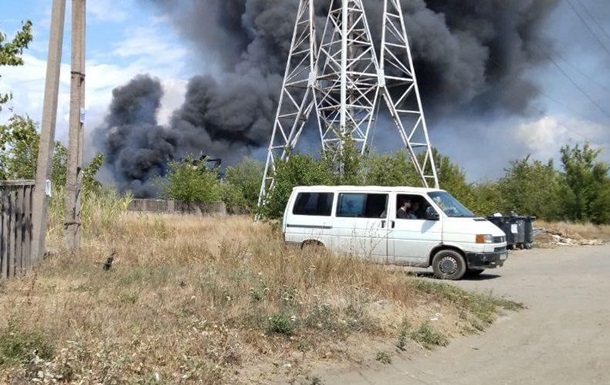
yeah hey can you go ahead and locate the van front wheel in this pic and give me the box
[432,250,466,280]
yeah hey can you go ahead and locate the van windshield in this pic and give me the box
[427,191,475,218]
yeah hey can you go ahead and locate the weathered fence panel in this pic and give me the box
[0,180,34,279]
[128,199,227,216]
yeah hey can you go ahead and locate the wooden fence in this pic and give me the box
[0,180,35,279]
[128,199,228,216]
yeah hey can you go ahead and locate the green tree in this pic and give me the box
[469,180,504,217]
[364,150,419,186]
[559,142,610,224]
[259,154,334,219]
[222,157,264,212]
[0,114,39,179]
[0,116,103,193]
[498,156,562,220]
[160,156,221,203]
[1,21,33,109]
[323,134,366,185]
[83,153,104,191]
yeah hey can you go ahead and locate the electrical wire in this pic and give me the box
[574,0,610,42]
[565,0,610,59]
[548,47,610,93]
[545,51,610,119]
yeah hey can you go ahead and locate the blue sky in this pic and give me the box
[1,0,191,144]
[1,0,609,181]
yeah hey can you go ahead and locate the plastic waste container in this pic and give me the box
[522,216,536,249]
[487,215,536,249]
[487,216,516,249]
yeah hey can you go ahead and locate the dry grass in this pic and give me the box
[0,210,519,384]
[534,220,610,245]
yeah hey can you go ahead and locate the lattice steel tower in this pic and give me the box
[259,0,439,205]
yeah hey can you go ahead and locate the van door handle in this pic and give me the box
[381,220,386,228]
[391,220,395,229]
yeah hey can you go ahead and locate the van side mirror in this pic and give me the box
[425,207,439,221]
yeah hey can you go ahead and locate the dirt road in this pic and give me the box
[319,244,610,384]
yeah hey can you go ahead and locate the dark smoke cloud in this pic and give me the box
[94,75,180,197]
[96,0,560,196]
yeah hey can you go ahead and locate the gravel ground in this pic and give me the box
[316,244,610,385]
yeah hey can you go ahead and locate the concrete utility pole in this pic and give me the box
[31,0,66,262]
[65,0,86,252]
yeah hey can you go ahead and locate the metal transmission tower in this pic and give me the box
[258,0,318,205]
[259,0,438,207]
[379,0,438,188]
[314,0,381,156]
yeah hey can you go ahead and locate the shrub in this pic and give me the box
[159,156,221,204]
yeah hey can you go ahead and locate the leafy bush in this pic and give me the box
[159,156,221,204]
[266,313,294,335]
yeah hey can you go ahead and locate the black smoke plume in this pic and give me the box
[96,0,560,196]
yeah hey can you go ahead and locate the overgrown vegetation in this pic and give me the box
[0,208,521,384]
[257,141,610,225]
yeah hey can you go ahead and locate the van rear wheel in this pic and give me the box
[432,250,466,280]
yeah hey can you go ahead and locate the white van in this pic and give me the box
[282,186,508,280]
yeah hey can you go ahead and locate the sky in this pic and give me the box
[1,0,609,185]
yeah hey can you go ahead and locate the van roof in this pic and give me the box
[291,185,445,193]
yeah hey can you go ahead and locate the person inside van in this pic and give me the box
[397,198,414,219]
[410,200,421,219]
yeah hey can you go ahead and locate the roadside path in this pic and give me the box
[320,244,610,384]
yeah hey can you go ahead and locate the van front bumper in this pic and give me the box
[465,248,508,269]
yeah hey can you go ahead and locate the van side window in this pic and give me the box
[396,194,426,219]
[293,192,334,216]
[337,193,387,218]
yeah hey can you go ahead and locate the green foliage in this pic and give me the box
[468,180,504,216]
[410,322,448,349]
[1,21,33,109]
[0,114,39,179]
[259,154,334,219]
[375,351,392,364]
[559,142,610,224]
[323,134,366,185]
[223,157,264,212]
[159,156,221,203]
[0,115,103,194]
[48,185,133,237]
[365,150,419,186]
[51,141,68,187]
[0,322,54,367]
[396,318,410,351]
[254,138,609,224]
[83,153,105,191]
[266,313,294,335]
[498,156,562,219]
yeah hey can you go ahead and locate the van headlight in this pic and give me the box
[475,234,494,244]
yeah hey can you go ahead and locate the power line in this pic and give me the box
[550,47,609,93]
[539,90,599,123]
[547,52,610,119]
[530,40,610,120]
[565,0,610,59]
[574,0,610,42]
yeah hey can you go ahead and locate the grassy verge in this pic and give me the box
[534,220,610,244]
[0,193,521,384]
